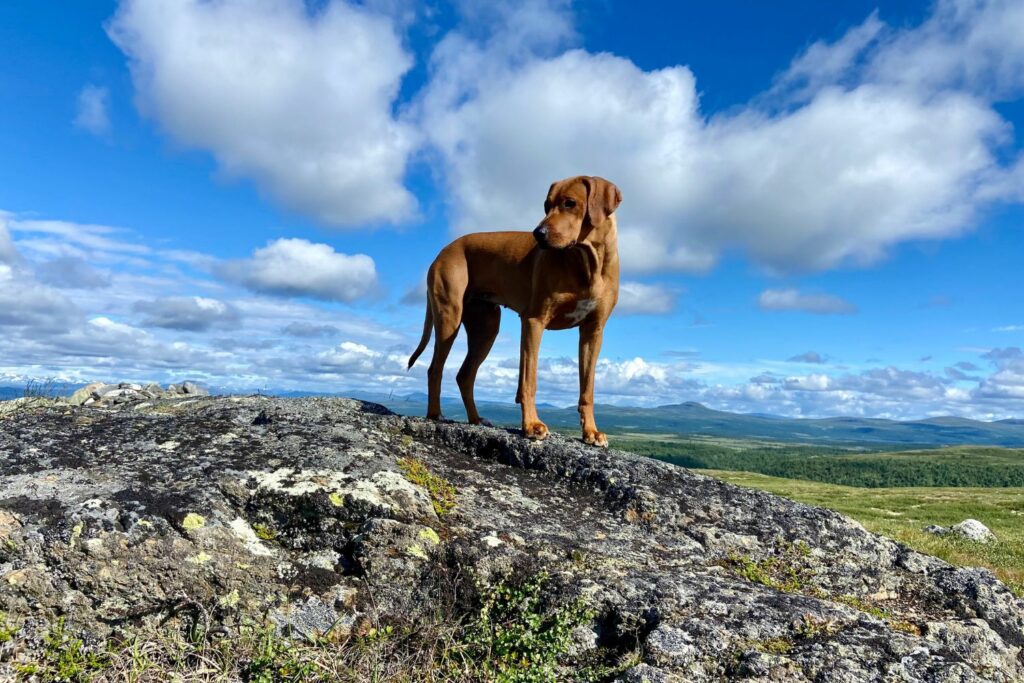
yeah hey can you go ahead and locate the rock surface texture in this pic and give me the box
[1,396,1022,681]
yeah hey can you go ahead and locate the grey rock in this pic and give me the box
[180,381,208,396]
[68,381,105,406]
[951,518,996,543]
[616,664,681,683]
[270,595,340,640]
[924,524,950,536]
[0,396,1021,682]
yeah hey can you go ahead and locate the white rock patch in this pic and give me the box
[228,517,276,557]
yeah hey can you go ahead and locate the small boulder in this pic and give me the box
[180,381,209,396]
[69,381,106,406]
[923,524,949,536]
[951,519,996,543]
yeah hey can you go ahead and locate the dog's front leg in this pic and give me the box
[578,318,608,447]
[517,316,549,440]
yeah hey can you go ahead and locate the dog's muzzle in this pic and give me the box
[533,225,550,248]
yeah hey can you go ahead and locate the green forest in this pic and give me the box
[612,436,1024,488]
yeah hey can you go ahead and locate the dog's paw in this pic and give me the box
[582,430,608,448]
[468,417,493,427]
[523,421,550,441]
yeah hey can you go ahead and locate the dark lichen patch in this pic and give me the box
[0,497,66,528]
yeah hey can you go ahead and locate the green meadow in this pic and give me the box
[701,469,1024,596]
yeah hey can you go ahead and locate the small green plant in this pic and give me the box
[456,570,594,683]
[252,522,277,541]
[16,618,108,682]
[399,457,457,517]
[243,627,321,683]
[0,612,16,644]
[793,614,840,641]
[836,594,888,620]
[722,540,813,594]
[23,378,63,400]
[754,637,793,655]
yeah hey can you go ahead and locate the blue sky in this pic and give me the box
[1,0,1022,419]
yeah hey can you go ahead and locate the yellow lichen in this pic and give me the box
[181,513,206,530]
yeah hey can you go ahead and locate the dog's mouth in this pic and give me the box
[533,235,577,250]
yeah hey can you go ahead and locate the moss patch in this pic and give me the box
[399,457,457,517]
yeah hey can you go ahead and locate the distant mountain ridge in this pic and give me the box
[2,385,1022,447]
[361,393,1024,448]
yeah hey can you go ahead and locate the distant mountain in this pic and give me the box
[375,397,1024,448]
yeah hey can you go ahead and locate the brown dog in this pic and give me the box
[407,176,621,446]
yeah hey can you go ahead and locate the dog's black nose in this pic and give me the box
[533,225,549,243]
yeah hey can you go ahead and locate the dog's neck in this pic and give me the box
[577,215,618,283]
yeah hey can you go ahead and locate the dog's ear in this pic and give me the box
[544,180,560,214]
[584,176,622,226]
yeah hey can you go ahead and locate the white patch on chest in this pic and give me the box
[565,298,597,325]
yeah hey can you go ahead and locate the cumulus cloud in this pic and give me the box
[788,351,825,364]
[976,347,1024,400]
[418,0,1024,274]
[74,84,111,136]
[757,289,857,315]
[218,238,378,302]
[616,281,676,315]
[35,257,111,289]
[134,296,240,331]
[107,0,417,225]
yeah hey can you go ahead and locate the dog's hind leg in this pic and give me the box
[457,301,500,425]
[426,265,465,421]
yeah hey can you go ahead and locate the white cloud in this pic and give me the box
[757,288,857,315]
[0,217,80,333]
[74,84,111,136]
[107,0,417,225]
[976,347,1024,400]
[616,281,676,315]
[134,296,241,331]
[35,257,112,290]
[0,217,18,265]
[0,283,79,333]
[418,0,1024,274]
[218,238,377,303]
[865,0,1024,100]
[9,218,150,258]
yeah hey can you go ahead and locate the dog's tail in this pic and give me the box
[407,299,433,369]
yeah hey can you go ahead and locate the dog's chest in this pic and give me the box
[550,298,597,328]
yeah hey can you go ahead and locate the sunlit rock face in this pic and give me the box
[0,394,1021,681]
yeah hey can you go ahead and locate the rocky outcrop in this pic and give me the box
[67,380,209,407]
[0,396,1022,681]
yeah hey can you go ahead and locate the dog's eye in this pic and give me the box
[563,199,577,209]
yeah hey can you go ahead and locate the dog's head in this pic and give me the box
[534,176,621,250]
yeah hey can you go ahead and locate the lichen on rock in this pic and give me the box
[0,395,1021,681]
